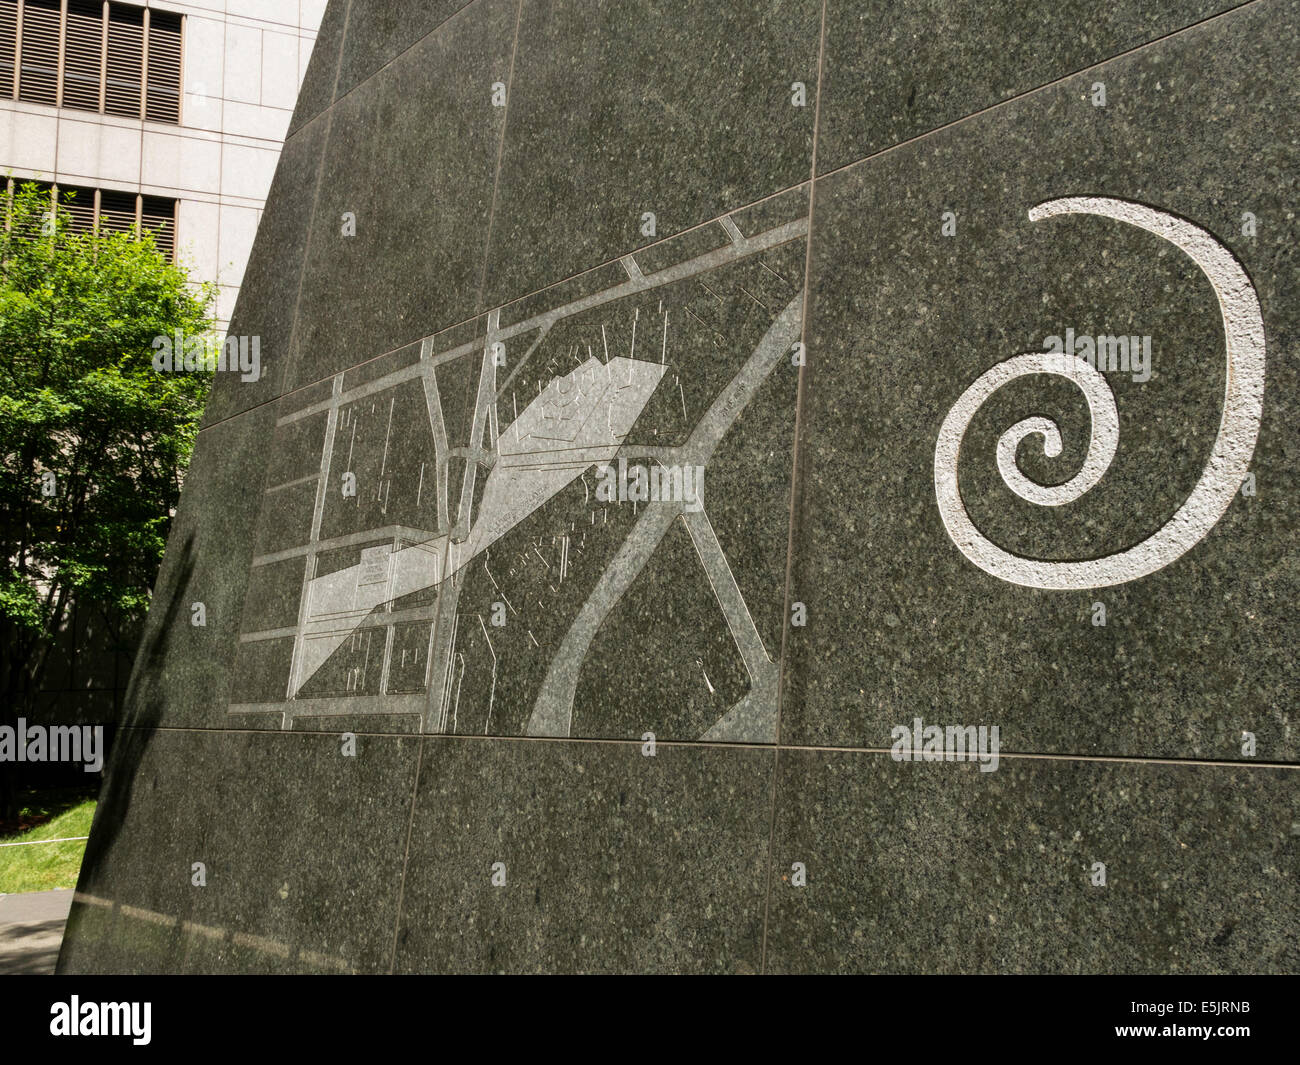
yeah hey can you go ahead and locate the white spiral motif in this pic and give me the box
[934,196,1266,590]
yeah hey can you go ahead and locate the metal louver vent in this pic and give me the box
[0,2,181,121]
[62,0,105,112]
[144,8,180,123]
[54,183,96,234]
[141,193,175,259]
[96,188,137,235]
[19,180,178,263]
[17,0,60,106]
[0,1,17,99]
[103,1,142,117]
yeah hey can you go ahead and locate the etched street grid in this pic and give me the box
[232,205,809,742]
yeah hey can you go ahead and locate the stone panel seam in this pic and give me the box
[761,0,829,976]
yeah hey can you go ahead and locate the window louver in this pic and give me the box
[96,188,136,235]
[0,2,17,99]
[144,9,179,123]
[0,2,180,121]
[15,180,178,262]
[103,2,142,117]
[140,193,175,259]
[17,0,60,107]
[55,183,97,234]
[61,0,104,112]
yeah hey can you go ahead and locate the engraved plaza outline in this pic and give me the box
[232,204,809,743]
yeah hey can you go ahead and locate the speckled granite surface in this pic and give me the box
[63,0,1297,973]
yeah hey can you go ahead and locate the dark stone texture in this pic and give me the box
[64,0,1299,974]
[764,750,1300,974]
[784,0,1299,760]
[286,0,517,392]
[239,556,306,633]
[497,262,627,329]
[393,738,774,973]
[59,728,420,974]
[121,406,277,731]
[287,0,349,136]
[815,0,1241,173]
[731,183,810,238]
[634,221,733,276]
[482,0,821,307]
[572,518,751,739]
[334,0,476,101]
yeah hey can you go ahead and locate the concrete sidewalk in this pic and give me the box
[0,889,73,975]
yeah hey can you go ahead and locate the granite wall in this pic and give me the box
[60,0,1298,973]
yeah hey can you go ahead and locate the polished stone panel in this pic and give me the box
[393,738,774,973]
[58,728,420,974]
[286,0,517,392]
[334,0,475,100]
[224,222,807,743]
[764,750,1300,974]
[288,0,349,137]
[482,0,821,307]
[783,0,1299,760]
[64,0,1299,975]
[815,0,1240,173]
[201,120,329,426]
[121,407,277,731]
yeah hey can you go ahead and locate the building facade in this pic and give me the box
[0,0,324,331]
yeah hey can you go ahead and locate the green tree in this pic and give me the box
[0,180,213,817]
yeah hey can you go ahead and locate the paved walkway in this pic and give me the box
[0,889,74,975]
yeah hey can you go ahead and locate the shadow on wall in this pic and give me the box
[57,531,200,966]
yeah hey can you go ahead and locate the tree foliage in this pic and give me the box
[0,179,212,809]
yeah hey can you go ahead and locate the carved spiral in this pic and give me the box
[933,197,1265,590]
